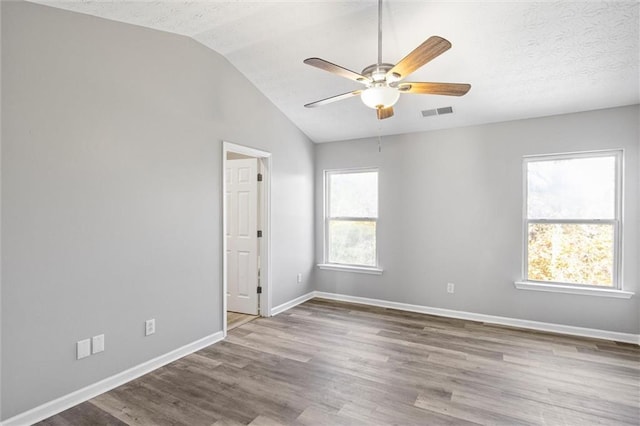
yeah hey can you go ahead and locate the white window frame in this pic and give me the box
[515,149,632,298]
[318,168,382,275]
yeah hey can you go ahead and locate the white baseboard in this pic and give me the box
[4,292,637,425]
[1,331,225,426]
[314,291,640,345]
[270,291,315,316]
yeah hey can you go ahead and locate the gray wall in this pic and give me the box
[1,1,314,419]
[315,105,640,335]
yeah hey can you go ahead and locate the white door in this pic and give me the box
[226,158,259,315]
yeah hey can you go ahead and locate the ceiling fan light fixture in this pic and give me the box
[361,85,400,109]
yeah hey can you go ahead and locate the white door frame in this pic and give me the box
[222,141,272,336]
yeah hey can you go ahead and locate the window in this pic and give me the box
[323,169,378,269]
[523,150,622,289]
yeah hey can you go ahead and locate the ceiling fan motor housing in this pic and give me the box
[361,63,395,82]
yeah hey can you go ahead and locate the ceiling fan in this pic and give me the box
[303,0,471,120]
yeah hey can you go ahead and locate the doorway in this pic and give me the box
[222,142,271,336]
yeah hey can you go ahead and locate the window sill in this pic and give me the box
[317,264,383,275]
[514,281,634,299]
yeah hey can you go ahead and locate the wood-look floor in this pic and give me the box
[39,299,640,426]
[227,311,259,331]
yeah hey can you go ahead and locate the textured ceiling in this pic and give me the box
[30,1,640,143]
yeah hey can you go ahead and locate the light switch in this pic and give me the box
[77,339,91,360]
[92,334,105,354]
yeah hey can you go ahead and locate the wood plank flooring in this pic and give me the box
[227,311,259,331]
[38,299,640,425]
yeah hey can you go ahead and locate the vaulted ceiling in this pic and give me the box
[31,1,640,143]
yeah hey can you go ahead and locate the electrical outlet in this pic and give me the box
[77,339,91,360]
[447,282,455,293]
[297,273,302,283]
[92,334,105,354]
[145,319,155,336]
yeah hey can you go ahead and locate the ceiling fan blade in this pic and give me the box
[377,106,394,120]
[304,58,371,84]
[387,36,451,80]
[397,82,471,96]
[304,90,362,108]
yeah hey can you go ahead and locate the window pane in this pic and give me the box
[527,156,615,219]
[527,223,614,286]
[329,172,378,218]
[328,220,376,266]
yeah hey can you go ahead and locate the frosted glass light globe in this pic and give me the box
[361,85,400,109]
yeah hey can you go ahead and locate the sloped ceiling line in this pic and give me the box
[30,0,640,143]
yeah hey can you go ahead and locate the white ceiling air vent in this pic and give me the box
[422,106,453,117]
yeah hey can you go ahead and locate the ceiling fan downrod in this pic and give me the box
[377,0,383,66]
[361,0,398,114]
